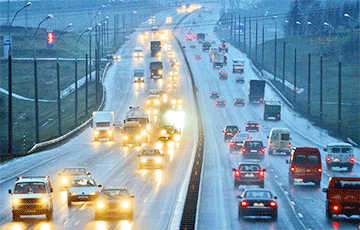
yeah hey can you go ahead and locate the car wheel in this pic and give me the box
[45,210,53,221]
[67,198,72,206]
[268,150,273,155]
[271,212,278,221]
[12,212,20,221]
[326,207,333,220]
[234,181,239,189]
[238,209,243,219]
[315,181,321,187]
[95,212,102,220]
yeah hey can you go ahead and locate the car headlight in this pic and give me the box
[121,201,130,209]
[141,159,147,163]
[159,70,162,74]
[141,130,147,136]
[124,136,128,140]
[94,130,99,135]
[135,77,138,80]
[136,136,141,140]
[146,125,151,130]
[61,177,68,184]
[147,100,150,104]
[107,130,113,135]
[41,198,48,203]
[161,130,166,135]
[147,110,151,114]
[97,201,105,209]
[155,100,160,105]
[178,99,182,104]
[90,191,98,196]
[174,134,180,141]
[168,141,175,148]
[171,99,176,104]
[13,198,19,204]
[70,192,77,196]
[155,158,162,163]
[153,110,158,114]
[156,142,163,149]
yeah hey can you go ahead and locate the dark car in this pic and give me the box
[95,187,134,220]
[236,76,245,84]
[223,125,240,142]
[237,189,278,220]
[219,72,228,80]
[233,163,266,188]
[246,121,259,132]
[215,98,226,107]
[234,98,245,107]
[229,133,251,153]
[210,91,220,99]
[242,140,266,160]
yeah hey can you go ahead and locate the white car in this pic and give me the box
[133,47,143,57]
[139,149,164,169]
[67,176,102,206]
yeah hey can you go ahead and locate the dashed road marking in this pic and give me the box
[298,213,303,218]
[284,191,289,195]
[291,201,295,206]
[74,221,80,226]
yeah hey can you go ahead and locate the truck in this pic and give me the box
[264,101,281,120]
[150,61,163,79]
[219,40,228,53]
[125,107,151,131]
[150,40,161,57]
[209,48,219,62]
[213,53,226,68]
[232,58,245,73]
[197,33,205,43]
[248,80,265,103]
[133,68,145,83]
[123,107,150,146]
[202,41,211,51]
[92,111,115,141]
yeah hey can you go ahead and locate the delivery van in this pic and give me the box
[267,128,291,155]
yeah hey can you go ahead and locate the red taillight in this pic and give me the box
[236,78,239,80]
[210,94,212,96]
[291,167,295,172]
[261,148,266,153]
[260,98,263,101]
[318,168,322,172]
[225,71,227,73]
[259,170,264,178]
[270,201,277,207]
[230,142,235,146]
[351,157,355,162]
[235,170,240,178]
[242,78,245,81]
[256,125,259,128]
[224,102,226,104]
[237,130,240,133]
[217,94,219,96]
[224,130,227,133]
[242,100,245,102]
[241,201,248,207]
[215,102,219,105]
[288,143,291,147]
[327,157,331,162]
[234,100,237,102]
[247,137,251,141]
[269,142,273,146]
[242,148,247,152]
[333,205,339,211]
[219,71,221,73]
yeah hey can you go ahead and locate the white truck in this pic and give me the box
[209,48,219,62]
[213,53,226,68]
[92,111,115,141]
[233,58,245,73]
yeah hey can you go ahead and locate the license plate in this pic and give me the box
[236,143,242,146]
[250,150,257,152]
[295,179,303,182]
[344,206,354,209]
[245,174,254,177]
[27,210,37,213]
[333,158,340,162]
[78,196,88,199]
[254,203,264,206]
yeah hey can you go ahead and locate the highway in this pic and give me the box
[1,4,360,230]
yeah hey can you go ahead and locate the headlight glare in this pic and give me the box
[121,201,130,208]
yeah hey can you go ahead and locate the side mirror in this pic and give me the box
[263,169,267,172]
[130,195,135,198]
[87,172,91,176]
[58,173,62,176]
[8,189,12,194]
[98,185,102,188]
[322,188,328,193]
[232,168,236,171]
[267,136,269,139]
[286,160,289,164]
[323,148,327,152]
[274,196,278,199]
[236,195,242,199]
[50,188,53,193]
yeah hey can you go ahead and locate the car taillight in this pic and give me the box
[217,94,219,96]
[242,148,247,152]
[224,102,226,104]
[318,168,322,172]
[261,148,266,153]
[210,94,212,96]
[242,100,245,102]
[241,201,247,207]
[234,100,237,102]
[259,170,264,178]
[247,137,251,141]
[290,167,295,172]
[235,170,241,178]
[230,142,235,146]
[260,98,263,101]
[333,205,339,211]
[236,78,239,80]
[327,157,331,162]
[256,125,259,128]
[288,143,291,147]
[237,130,240,133]
[246,125,249,127]
[270,201,277,207]
[351,157,355,162]
[269,142,273,146]
[215,102,219,105]
[224,130,227,133]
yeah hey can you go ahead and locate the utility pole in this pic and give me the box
[57,59,61,136]
[307,53,311,116]
[320,56,323,125]
[282,41,286,91]
[294,48,297,103]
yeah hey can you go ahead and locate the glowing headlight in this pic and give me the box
[136,136,141,140]
[147,110,151,114]
[70,192,77,196]
[161,130,166,135]
[41,198,48,203]
[61,177,68,184]
[94,130,99,135]
[159,70,162,74]
[135,77,138,81]
[124,136,128,140]
[90,191,98,196]
[153,110,158,114]
[174,134,180,141]
[133,52,137,56]
[146,125,150,130]
[13,198,19,204]
[156,142,163,149]
[168,141,175,148]
[97,202,105,208]
[171,99,176,104]
[155,100,160,104]
[178,99,182,104]
[147,100,150,104]
[141,159,147,163]
[141,130,147,136]
[155,158,162,163]
[121,201,130,208]
[107,130,113,135]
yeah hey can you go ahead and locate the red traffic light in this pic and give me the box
[47,32,54,46]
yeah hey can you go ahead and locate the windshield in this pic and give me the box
[63,168,86,175]
[240,165,260,171]
[124,126,141,133]
[14,182,46,194]
[226,127,238,132]
[70,178,96,187]
[102,189,129,197]
[96,122,110,128]
[142,149,161,156]
[245,191,272,199]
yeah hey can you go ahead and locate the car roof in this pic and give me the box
[244,188,271,193]
[70,176,94,180]
[235,98,245,100]
[16,176,50,183]
[327,143,352,147]
[238,162,260,167]
[225,125,238,128]
[247,121,258,124]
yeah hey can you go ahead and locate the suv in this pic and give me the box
[286,147,322,187]
[223,125,240,142]
[324,143,354,171]
[323,177,360,219]
[242,141,266,160]
[232,163,266,188]
[9,176,54,221]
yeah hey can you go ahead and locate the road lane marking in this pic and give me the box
[75,221,80,226]
[298,213,303,218]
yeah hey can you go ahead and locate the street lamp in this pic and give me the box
[33,14,53,144]
[57,22,72,43]
[77,27,92,52]
[296,21,302,35]
[306,21,319,34]
[272,16,278,81]
[7,1,31,156]
[344,13,360,25]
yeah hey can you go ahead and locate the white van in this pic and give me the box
[267,128,291,155]
[324,143,354,171]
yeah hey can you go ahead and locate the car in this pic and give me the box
[286,147,322,187]
[237,189,278,220]
[198,14,202,17]
[324,143,354,171]
[192,20,197,24]
[133,68,145,83]
[234,98,245,106]
[246,121,259,132]
[223,125,240,142]
[233,163,266,188]
[9,176,54,221]
[146,95,161,106]
[229,133,252,153]
[95,187,134,220]
[323,177,360,219]
[171,97,182,110]
[159,125,180,141]
[58,167,91,190]
[67,176,102,206]
[219,72,228,80]
[236,76,245,83]
[190,44,196,48]
[149,90,167,102]
[210,91,220,99]
[242,140,266,160]
[202,41,211,51]
[219,69,227,74]
[215,98,226,107]
[168,70,178,80]
[139,149,164,169]
[194,54,202,59]
[133,47,143,57]
[267,128,291,155]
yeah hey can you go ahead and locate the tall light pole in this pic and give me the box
[57,22,72,43]
[33,14,53,144]
[7,1,31,156]
[272,16,278,81]
[89,12,101,82]
[296,21,302,35]
[344,13,360,25]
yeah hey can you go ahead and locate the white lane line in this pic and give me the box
[284,191,289,195]
[291,201,296,206]
[74,221,80,226]
[298,213,303,218]
[278,182,282,186]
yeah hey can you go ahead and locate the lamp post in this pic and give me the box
[33,14,53,144]
[272,16,278,81]
[296,21,302,35]
[344,13,360,25]
[57,22,72,43]
[7,1,31,155]
[89,12,101,82]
